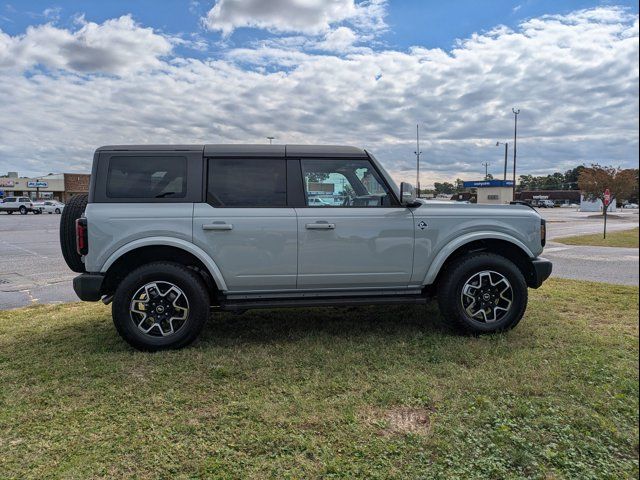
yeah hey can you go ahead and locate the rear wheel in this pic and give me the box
[437,252,527,334]
[55,208,61,214]
[112,262,210,351]
[19,206,27,215]
[59,194,88,273]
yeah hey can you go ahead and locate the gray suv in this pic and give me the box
[61,145,551,351]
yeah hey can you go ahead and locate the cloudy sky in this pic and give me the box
[0,1,638,186]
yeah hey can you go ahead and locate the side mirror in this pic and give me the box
[400,182,419,207]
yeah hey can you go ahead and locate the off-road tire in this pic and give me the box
[112,262,210,351]
[59,194,88,273]
[437,252,527,334]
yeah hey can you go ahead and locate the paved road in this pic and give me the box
[543,242,638,286]
[0,214,77,309]
[1,208,638,310]
[539,207,639,239]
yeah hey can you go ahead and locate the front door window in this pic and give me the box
[301,159,396,207]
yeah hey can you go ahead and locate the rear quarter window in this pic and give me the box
[106,156,187,199]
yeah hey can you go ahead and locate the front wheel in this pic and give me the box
[19,206,27,215]
[112,262,210,351]
[437,252,528,334]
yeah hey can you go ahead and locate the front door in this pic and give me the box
[193,157,297,292]
[296,158,415,289]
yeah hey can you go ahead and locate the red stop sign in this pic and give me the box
[604,188,611,206]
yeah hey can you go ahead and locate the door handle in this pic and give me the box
[202,223,233,231]
[305,222,335,230]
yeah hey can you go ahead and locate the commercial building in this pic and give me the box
[462,180,514,204]
[515,190,581,206]
[0,173,90,202]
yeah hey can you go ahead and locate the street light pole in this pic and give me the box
[414,124,422,198]
[511,108,520,200]
[496,141,508,181]
[482,162,490,180]
[266,136,275,145]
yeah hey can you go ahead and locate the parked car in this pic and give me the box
[307,197,332,206]
[0,196,42,214]
[61,144,551,351]
[623,203,638,209]
[534,200,555,208]
[42,201,65,214]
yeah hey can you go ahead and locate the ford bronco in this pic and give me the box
[60,145,551,351]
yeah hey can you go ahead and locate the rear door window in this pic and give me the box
[207,158,287,207]
[107,156,187,199]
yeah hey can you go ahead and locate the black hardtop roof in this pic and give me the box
[96,144,368,158]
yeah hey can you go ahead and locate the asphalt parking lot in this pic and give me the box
[0,208,638,310]
[538,208,639,286]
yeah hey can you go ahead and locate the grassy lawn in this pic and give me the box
[1,278,638,479]
[555,227,639,248]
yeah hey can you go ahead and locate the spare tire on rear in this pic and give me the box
[60,194,88,273]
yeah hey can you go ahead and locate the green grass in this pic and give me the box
[556,227,639,248]
[1,278,638,479]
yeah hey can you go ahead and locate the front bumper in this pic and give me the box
[528,257,553,288]
[73,273,104,301]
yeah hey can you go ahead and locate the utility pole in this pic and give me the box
[512,107,520,200]
[482,162,490,180]
[414,124,421,198]
[496,141,508,181]
[266,136,275,145]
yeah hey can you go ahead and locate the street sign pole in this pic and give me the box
[603,188,611,239]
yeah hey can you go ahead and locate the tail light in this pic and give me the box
[76,218,88,255]
[540,219,546,247]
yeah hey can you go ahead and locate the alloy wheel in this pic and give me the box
[460,270,513,323]
[130,281,190,337]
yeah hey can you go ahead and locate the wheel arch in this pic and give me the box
[101,239,227,296]
[424,233,537,289]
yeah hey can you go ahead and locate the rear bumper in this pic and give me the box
[528,257,553,288]
[73,273,104,301]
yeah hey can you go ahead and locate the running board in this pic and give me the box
[217,294,429,312]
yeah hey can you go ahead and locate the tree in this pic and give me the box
[578,165,638,212]
[563,166,585,189]
[434,182,455,195]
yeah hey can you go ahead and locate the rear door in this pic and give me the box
[192,157,298,292]
[295,158,415,289]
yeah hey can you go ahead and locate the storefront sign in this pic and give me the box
[27,181,48,188]
[0,179,15,187]
[463,180,514,188]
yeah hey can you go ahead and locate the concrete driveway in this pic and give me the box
[0,207,638,310]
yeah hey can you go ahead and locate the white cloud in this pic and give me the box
[0,15,172,75]
[317,26,358,51]
[0,7,637,187]
[203,0,386,36]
